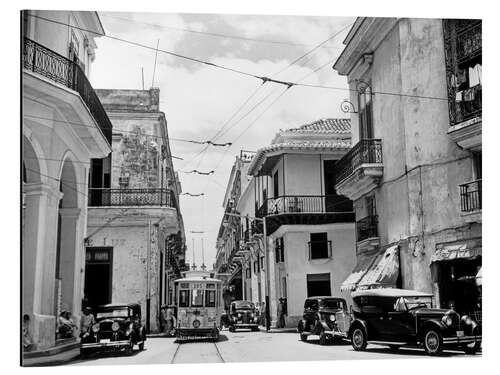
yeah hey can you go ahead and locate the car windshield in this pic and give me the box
[405,296,432,309]
[234,301,254,309]
[321,299,345,310]
[96,307,129,319]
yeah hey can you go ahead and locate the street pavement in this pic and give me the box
[69,328,478,366]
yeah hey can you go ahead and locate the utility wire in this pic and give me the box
[100,13,342,49]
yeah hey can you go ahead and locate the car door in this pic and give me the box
[379,297,414,342]
[303,299,318,331]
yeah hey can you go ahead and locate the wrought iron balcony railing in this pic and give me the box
[88,188,176,207]
[256,195,353,218]
[334,139,383,185]
[356,215,379,242]
[459,179,482,212]
[23,37,112,145]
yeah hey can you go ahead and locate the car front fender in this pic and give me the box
[348,319,368,339]
[419,319,446,338]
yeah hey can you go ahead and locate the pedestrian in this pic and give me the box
[260,302,266,326]
[165,306,177,337]
[80,307,95,339]
[277,299,285,328]
[22,314,34,352]
[160,305,168,333]
[58,311,76,339]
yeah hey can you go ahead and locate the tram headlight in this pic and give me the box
[92,323,100,333]
[193,319,201,328]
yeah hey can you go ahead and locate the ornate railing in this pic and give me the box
[356,215,379,242]
[443,20,482,126]
[335,139,383,184]
[256,195,353,218]
[88,188,176,207]
[459,179,482,212]
[23,38,112,145]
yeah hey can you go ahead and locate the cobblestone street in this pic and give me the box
[69,329,478,366]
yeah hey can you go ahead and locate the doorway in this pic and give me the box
[306,273,331,297]
[84,247,113,311]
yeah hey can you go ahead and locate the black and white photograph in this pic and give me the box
[14,0,495,370]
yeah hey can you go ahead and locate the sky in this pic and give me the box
[90,11,355,268]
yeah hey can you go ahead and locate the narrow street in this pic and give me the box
[69,329,477,366]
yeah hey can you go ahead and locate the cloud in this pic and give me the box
[90,11,355,266]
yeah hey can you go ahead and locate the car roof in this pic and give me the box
[98,303,140,309]
[306,296,345,301]
[351,288,433,299]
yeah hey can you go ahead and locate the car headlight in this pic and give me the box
[238,313,242,318]
[111,322,120,332]
[329,315,336,322]
[442,315,453,326]
[461,315,473,325]
[250,313,254,318]
[92,323,100,333]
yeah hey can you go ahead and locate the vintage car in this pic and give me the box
[228,300,260,332]
[80,303,146,355]
[297,297,351,345]
[348,289,482,355]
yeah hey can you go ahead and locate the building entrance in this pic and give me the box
[84,247,113,311]
[307,273,331,297]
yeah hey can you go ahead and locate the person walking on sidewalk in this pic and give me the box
[277,298,286,328]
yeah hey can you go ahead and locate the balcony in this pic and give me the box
[334,139,383,201]
[459,179,482,223]
[255,195,354,235]
[356,215,380,253]
[23,37,112,145]
[444,20,482,150]
[88,188,176,207]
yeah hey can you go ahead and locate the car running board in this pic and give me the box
[368,341,408,346]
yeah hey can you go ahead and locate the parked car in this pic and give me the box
[348,289,482,355]
[297,296,351,345]
[227,300,260,332]
[80,303,146,356]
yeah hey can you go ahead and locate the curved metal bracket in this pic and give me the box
[340,99,357,114]
[356,79,372,95]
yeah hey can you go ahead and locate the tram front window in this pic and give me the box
[179,290,190,307]
[191,288,204,307]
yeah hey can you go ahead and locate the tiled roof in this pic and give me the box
[286,118,351,134]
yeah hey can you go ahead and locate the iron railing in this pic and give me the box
[88,188,176,207]
[356,215,379,242]
[443,20,482,125]
[459,179,482,212]
[23,37,112,145]
[335,139,383,185]
[308,240,332,260]
[256,195,352,218]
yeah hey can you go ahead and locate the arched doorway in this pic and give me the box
[54,157,80,335]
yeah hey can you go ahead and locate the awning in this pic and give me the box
[357,245,400,289]
[340,250,379,291]
[431,238,482,263]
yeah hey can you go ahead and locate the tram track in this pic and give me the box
[170,339,225,364]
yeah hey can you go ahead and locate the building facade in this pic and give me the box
[231,119,357,327]
[22,10,112,353]
[334,18,481,318]
[85,89,186,333]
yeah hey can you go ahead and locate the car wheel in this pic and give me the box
[351,327,367,351]
[423,329,443,355]
[300,333,308,342]
[319,331,328,346]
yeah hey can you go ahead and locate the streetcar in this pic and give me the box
[174,271,223,341]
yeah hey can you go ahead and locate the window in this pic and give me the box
[246,267,251,279]
[358,85,373,139]
[366,194,376,217]
[260,256,264,270]
[309,233,331,260]
[473,152,482,180]
[275,237,284,263]
[191,288,204,307]
[179,290,190,307]
[205,290,216,307]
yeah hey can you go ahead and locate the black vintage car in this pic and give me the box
[297,297,351,345]
[227,300,260,332]
[348,289,481,355]
[80,303,146,355]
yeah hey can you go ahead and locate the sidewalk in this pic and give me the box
[22,339,80,367]
[259,327,297,333]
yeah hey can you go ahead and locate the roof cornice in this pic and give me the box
[333,17,399,76]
